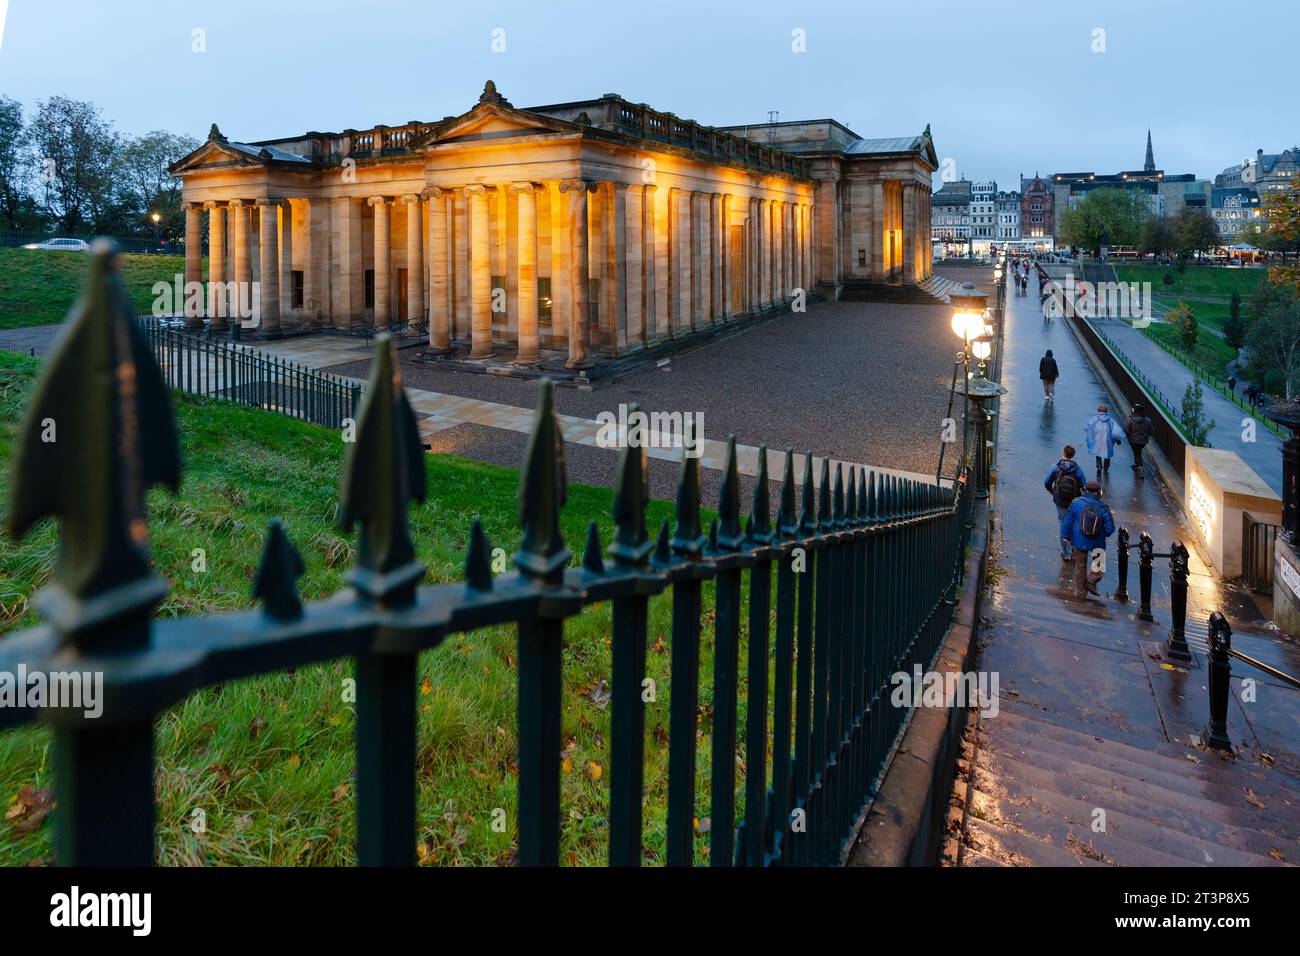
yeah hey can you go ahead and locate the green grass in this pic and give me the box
[0,350,759,866]
[1113,263,1266,302]
[0,248,199,330]
[1143,322,1237,376]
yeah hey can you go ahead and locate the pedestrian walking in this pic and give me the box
[1061,480,1116,599]
[1227,375,1237,396]
[1246,383,1259,406]
[1124,403,1154,479]
[1039,349,1059,400]
[1084,404,1124,480]
[1044,444,1086,561]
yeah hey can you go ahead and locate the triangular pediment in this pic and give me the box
[170,140,264,174]
[416,104,574,148]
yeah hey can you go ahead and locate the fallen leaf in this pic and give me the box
[249,716,267,739]
[587,761,603,781]
[421,677,433,696]
[1270,847,1286,862]
[331,784,349,802]
[1244,788,1266,809]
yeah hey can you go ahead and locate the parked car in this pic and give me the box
[22,237,90,252]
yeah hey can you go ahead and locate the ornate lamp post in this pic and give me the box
[955,371,1008,499]
[1266,398,1300,542]
[950,282,990,459]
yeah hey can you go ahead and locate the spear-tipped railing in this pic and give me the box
[0,244,974,867]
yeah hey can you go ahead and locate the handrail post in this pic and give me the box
[1166,541,1193,661]
[1205,612,1233,750]
[1115,526,1130,602]
[1138,531,1155,622]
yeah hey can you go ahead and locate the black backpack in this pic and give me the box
[1052,463,1081,506]
[1080,499,1105,538]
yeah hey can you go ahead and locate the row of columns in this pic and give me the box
[185,183,815,362]
[185,197,299,333]
[418,181,813,369]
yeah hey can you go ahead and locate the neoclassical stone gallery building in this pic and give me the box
[172,82,937,367]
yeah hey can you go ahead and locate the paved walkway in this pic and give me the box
[949,269,1300,868]
[1094,318,1282,494]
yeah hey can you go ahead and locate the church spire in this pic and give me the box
[1144,129,1155,173]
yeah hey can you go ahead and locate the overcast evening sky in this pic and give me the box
[0,0,1293,190]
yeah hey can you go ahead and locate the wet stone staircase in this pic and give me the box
[946,698,1298,867]
[839,274,961,306]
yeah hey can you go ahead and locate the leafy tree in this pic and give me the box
[1179,378,1215,446]
[115,131,200,237]
[0,96,32,230]
[1261,176,1300,287]
[1245,279,1300,399]
[1058,188,1150,255]
[1224,289,1248,351]
[1168,302,1198,351]
[1139,215,1175,257]
[1172,208,1220,259]
[27,96,120,233]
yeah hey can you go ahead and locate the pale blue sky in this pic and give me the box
[0,0,1293,189]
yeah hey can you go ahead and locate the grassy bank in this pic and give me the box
[0,350,744,866]
[0,248,198,330]
[1113,263,1266,302]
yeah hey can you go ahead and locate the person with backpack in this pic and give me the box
[1124,402,1154,479]
[1044,444,1086,561]
[1061,480,1116,598]
[1084,404,1125,481]
[1039,349,1059,400]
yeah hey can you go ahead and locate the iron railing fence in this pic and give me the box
[0,228,195,255]
[1242,511,1279,594]
[136,315,361,428]
[1070,312,1189,481]
[0,247,974,867]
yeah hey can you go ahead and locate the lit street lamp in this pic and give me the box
[150,212,162,253]
[955,370,1008,500]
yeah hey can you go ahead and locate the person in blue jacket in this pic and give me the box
[1043,444,1086,560]
[1061,480,1116,598]
[1084,404,1125,481]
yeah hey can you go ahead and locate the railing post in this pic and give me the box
[1138,531,1155,622]
[1115,526,1130,602]
[1205,612,1233,750]
[1166,541,1193,661]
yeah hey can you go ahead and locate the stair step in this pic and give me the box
[967,770,1291,866]
[971,748,1298,845]
[996,697,1180,752]
[965,817,1110,866]
[960,846,1012,867]
[990,720,1300,820]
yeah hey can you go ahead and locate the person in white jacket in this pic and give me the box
[1083,404,1125,481]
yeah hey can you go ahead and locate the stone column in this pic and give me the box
[230,200,251,330]
[871,182,886,281]
[624,183,644,348]
[675,189,693,333]
[693,191,708,327]
[183,203,202,327]
[368,196,391,328]
[511,182,540,365]
[747,197,759,314]
[401,194,424,331]
[901,183,915,285]
[464,185,494,359]
[560,179,593,369]
[717,193,730,320]
[605,181,627,354]
[279,200,294,325]
[643,184,658,341]
[256,199,280,334]
[709,193,723,322]
[204,202,226,327]
[760,199,772,309]
[426,188,451,352]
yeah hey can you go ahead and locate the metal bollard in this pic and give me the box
[1166,541,1192,661]
[1205,612,1233,750]
[1115,527,1130,602]
[1137,531,1155,622]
